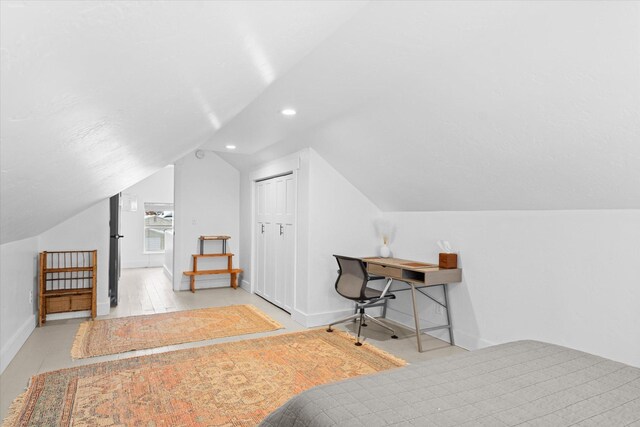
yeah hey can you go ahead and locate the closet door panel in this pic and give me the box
[256,182,266,218]
[255,221,266,297]
[273,225,285,307]
[263,222,276,300]
[284,175,295,221]
[282,223,295,311]
[255,181,266,296]
[275,178,285,216]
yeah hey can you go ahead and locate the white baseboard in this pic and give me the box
[384,306,451,344]
[46,310,91,321]
[1,314,36,374]
[384,306,493,351]
[291,307,354,328]
[163,265,173,282]
[97,300,110,316]
[291,309,307,326]
[176,276,234,292]
[121,260,164,269]
[240,279,251,292]
[449,329,495,351]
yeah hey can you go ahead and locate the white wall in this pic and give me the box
[301,149,381,325]
[237,149,640,365]
[2,151,239,373]
[173,150,240,291]
[381,210,640,367]
[0,199,110,373]
[239,150,308,305]
[164,230,174,281]
[239,148,381,327]
[38,199,111,318]
[0,237,38,373]
[120,166,174,269]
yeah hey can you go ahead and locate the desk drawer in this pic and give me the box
[368,264,401,278]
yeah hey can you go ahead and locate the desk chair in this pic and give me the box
[326,255,398,346]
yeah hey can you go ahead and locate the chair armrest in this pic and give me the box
[379,278,393,298]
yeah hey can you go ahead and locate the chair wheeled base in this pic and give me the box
[327,307,398,346]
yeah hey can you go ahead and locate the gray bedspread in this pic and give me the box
[260,340,640,426]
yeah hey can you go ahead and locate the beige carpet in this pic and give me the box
[71,304,283,358]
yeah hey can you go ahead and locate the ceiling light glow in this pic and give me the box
[281,108,297,116]
[225,145,236,150]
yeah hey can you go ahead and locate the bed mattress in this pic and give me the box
[260,340,640,426]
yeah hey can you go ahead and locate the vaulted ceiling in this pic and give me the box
[2,1,639,244]
[0,1,366,244]
[212,1,640,211]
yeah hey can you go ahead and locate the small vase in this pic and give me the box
[379,244,391,258]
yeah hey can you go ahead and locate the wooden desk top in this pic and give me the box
[362,257,462,286]
[363,257,439,271]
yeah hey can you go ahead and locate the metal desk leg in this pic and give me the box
[443,283,454,346]
[410,284,423,352]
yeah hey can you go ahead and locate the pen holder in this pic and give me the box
[439,253,457,269]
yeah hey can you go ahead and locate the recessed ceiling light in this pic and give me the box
[225,145,236,150]
[281,108,296,116]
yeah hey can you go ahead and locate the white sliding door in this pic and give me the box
[254,173,295,312]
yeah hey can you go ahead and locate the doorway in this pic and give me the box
[254,173,295,312]
[110,166,175,307]
[109,193,123,306]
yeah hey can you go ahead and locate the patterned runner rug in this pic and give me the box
[4,329,405,427]
[71,304,283,358]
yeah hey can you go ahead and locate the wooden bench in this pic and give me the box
[184,236,243,292]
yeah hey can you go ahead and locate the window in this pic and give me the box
[144,202,174,252]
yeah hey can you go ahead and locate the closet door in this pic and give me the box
[254,180,268,298]
[263,221,277,301]
[255,226,266,297]
[254,173,295,312]
[276,174,295,311]
[263,179,276,301]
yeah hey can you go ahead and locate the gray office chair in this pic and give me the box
[326,255,398,346]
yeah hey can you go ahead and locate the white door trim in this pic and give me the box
[249,153,301,313]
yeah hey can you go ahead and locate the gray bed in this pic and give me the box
[260,340,640,426]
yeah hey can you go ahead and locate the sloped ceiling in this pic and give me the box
[2,2,639,245]
[211,1,640,211]
[0,0,366,244]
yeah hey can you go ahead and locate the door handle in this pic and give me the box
[110,234,124,239]
[279,224,284,236]
[261,224,265,234]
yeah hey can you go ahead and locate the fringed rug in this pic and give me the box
[4,329,405,427]
[71,304,283,359]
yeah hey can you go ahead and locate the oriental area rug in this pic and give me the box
[4,329,405,427]
[71,304,283,359]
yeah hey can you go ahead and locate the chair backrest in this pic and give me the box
[333,255,368,301]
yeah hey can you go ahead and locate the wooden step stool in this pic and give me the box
[183,235,243,293]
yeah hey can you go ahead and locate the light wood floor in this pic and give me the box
[0,268,465,420]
